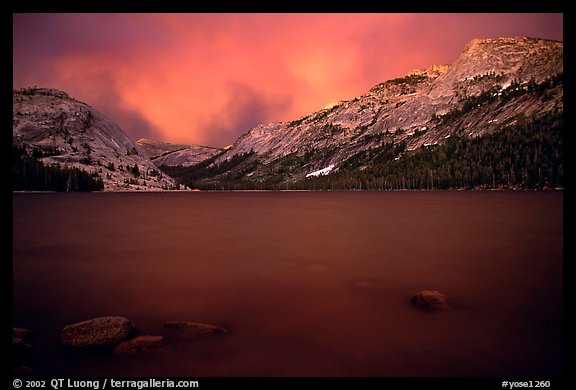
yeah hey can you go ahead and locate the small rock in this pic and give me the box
[13,328,33,341]
[13,328,34,370]
[163,322,226,339]
[60,317,135,349]
[13,338,33,367]
[12,337,32,349]
[411,290,453,310]
[114,335,164,356]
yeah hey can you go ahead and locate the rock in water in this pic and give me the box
[60,317,135,348]
[114,335,164,355]
[411,290,453,310]
[13,327,34,371]
[13,328,33,341]
[163,322,226,339]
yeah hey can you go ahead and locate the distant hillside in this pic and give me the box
[164,37,563,190]
[137,138,224,167]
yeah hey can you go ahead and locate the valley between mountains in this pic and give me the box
[13,37,563,191]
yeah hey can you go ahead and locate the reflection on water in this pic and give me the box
[13,191,563,376]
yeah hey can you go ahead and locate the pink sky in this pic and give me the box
[13,13,563,147]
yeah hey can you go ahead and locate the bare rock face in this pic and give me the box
[114,335,164,356]
[60,317,135,349]
[13,88,181,191]
[205,37,562,184]
[411,290,453,310]
[137,138,224,167]
[163,322,226,339]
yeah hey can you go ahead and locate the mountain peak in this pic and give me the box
[466,36,561,47]
[14,87,71,99]
[458,36,563,63]
[13,88,181,191]
[410,64,450,79]
[194,36,562,188]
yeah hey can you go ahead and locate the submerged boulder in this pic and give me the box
[13,328,33,342]
[13,327,34,371]
[163,322,226,339]
[411,290,453,310]
[114,335,164,356]
[60,317,135,349]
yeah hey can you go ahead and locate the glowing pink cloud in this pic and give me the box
[13,13,563,147]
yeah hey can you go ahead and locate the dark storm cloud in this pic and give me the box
[13,13,563,147]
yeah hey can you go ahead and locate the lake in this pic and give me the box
[12,191,563,377]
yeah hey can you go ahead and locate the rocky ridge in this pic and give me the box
[195,37,562,184]
[137,138,224,167]
[13,88,181,191]
[14,37,563,190]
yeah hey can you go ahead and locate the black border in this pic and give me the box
[8,1,568,13]
[8,3,572,388]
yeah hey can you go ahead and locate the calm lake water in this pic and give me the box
[12,191,563,377]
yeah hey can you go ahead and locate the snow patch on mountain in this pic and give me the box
[306,165,335,178]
